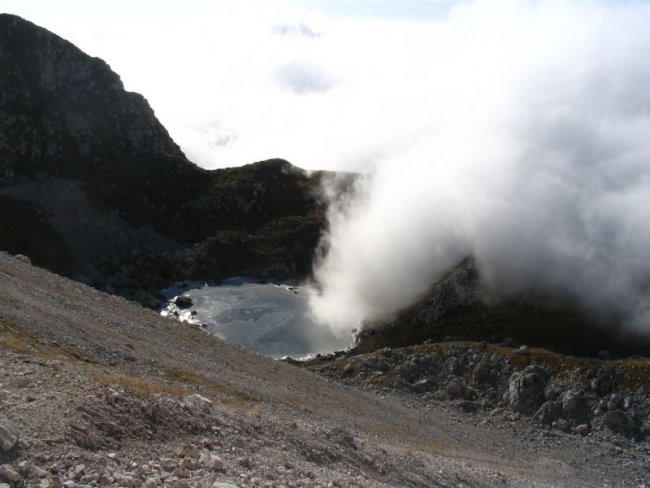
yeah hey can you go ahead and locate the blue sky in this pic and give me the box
[3,0,460,21]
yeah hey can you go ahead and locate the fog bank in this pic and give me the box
[309,1,650,334]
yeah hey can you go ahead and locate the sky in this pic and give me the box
[2,0,463,171]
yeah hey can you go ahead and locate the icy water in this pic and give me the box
[162,281,353,358]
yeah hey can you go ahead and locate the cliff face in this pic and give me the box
[0,14,326,301]
[0,14,185,178]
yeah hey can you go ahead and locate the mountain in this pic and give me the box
[0,14,327,304]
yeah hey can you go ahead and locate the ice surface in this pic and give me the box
[164,283,353,358]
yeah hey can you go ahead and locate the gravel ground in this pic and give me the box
[0,251,648,487]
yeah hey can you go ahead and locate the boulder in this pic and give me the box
[602,409,636,437]
[446,380,477,401]
[174,295,194,308]
[508,365,548,414]
[535,401,563,426]
[561,389,589,421]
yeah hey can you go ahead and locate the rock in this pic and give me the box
[590,366,614,395]
[237,457,253,469]
[607,393,623,411]
[199,453,225,473]
[379,347,393,357]
[212,483,239,488]
[455,400,480,413]
[553,419,571,432]
[603,409,635,436]
[575,424,590,436]
[561,389,589,421]
[0,464,22,483]
[517,345,530,355]
[508,366,548,414]
[410,379,435,394]
[174,295,193,308]
[535,401,563,426]
[73,463,86,478]
[13,254,31,265]
[0,423,18,453]
[446,380,476,401]
[543,384,563,401]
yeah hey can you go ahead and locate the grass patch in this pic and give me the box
[93,371,191,398]
[0,320,94,362]
[165,368,260,403]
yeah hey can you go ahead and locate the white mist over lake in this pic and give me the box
[162,281,354,358]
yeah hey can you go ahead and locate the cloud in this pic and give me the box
[273,23,321,38]
[308,0,650,334]
[276,61,334,94]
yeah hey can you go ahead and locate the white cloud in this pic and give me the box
[308,0,650,334]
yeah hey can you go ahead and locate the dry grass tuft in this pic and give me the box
[0,320,94,362]
[93,371,191,398]
[165,368,260,402]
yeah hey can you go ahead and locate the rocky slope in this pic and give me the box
[2,250,650,487]
[353,258,650,358]
[0,14,328,304]
[305,341,650,442]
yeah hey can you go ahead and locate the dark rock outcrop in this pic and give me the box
[0,14,328,301]
[353,258,650,357]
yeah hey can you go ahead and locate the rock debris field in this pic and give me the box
[0,251,649,487]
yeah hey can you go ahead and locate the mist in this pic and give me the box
[308,0,650,334]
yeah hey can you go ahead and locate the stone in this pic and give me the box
[535,401,563,426]
[212,483,239,488]
[14,254,31,265]
[174,296,193,308]
[200,453,225,473]
[455,400,479,413]
[508,366,548,414]
[0,423,18,453]
[553,419,571,432]
[517,345,530,355]
[0,464,22,483]
[446,380,476,401]
[561,389,588,421]
[410,379,434,394]
[603,409,635,436]
[607,393,623,411]
[575,424,590,436]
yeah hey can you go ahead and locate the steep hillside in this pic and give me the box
[2,252,650,487]
[0,14,327,303]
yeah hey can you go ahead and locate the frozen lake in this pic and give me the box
[162,281,353,358]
